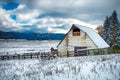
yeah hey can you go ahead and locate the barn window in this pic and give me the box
[73,28,80,36]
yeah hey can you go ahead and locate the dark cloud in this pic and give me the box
[21,25,49,33]
[1,0,120,20]
[37,12,69,18]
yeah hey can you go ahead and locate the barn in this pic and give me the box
[57,24,110,57]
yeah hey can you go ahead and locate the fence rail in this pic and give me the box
[0,52,51,60]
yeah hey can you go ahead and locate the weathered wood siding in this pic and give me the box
[67,29,97,56]
[58,36,68,56]
[58,28,99,56]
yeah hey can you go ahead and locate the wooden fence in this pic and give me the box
[0,52,51,60]
[59,48,110,57]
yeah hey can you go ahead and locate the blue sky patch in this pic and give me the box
[2,2,19,11]
[10,14,17,20]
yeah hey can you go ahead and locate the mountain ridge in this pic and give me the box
[0,31,65,40]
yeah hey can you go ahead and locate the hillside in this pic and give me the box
[0,54,120,80]
[0,31,65,40]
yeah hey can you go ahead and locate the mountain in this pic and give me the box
[0,31,65,40]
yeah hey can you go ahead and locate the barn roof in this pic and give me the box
[57,24,109,48]
[74,24,109,48]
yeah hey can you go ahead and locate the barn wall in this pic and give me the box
[67,29,97,56]
[57,36,68,57]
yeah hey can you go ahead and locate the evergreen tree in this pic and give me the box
[102,10,120,47]
[101,16,111,45]
[111,10,120,46]
[117,19,120,46]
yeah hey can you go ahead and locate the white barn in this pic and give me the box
[57,24,109,57]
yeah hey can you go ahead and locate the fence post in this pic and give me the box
[23,55,25,59]
[40,52,42,59]
[37,54,39,58]
[37,52,40,59]
[41,52,43,59]
[13,55,15,59]
[2,56,4,60]
[18,54,20,59]
[30,54,32,59]
[7,55,9,60]
[44,52,45,59]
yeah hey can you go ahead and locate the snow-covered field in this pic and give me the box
[0,54,120,80]
[0,40,60,55]
[0,40,120,80]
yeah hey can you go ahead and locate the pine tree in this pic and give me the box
[117,19,120,46]
[111,10,120,46]
[101,16,111,45]
[102,10,120,47]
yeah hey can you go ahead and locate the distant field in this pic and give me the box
[0,54,120,80]
[0,40,60,55]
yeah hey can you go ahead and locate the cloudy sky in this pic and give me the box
[0,0,120,33]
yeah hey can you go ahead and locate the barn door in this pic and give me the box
[74,47,87,56]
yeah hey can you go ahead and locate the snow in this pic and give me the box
[0,54,120,80]
[75,24,110,48]
[0,40,60,55]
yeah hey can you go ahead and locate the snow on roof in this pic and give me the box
[74,24,109,48]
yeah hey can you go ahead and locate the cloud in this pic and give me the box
[0,0,120,33]
[36,17,98,33]
[26,0,120,24]
[17,9,39,22]
[0,8,23,32]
